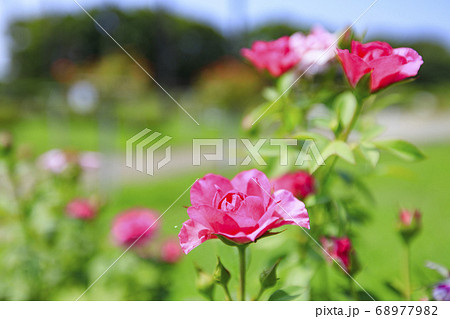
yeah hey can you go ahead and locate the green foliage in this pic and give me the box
[374,140,425,162]
[9,8,226,85]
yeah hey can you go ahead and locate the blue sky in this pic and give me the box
[1,0,450,78]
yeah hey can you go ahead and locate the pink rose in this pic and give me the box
[66,198,97,220]
[272,171,315,199]
[112,208,160,246]
[161,238,183,264]
[337,41,423,92]
[241,36,300,77]
[178,169,309,254]
[320,236,353,272]
[289,26,336,74]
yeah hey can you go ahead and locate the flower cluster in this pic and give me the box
[241,26,336,77]
[38,149,101,173]
[242,26,423,93]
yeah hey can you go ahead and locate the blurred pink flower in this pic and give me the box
[112,208,160,246]
[337,41,423,92]
[272,171,315,199]
[289,26,337,74]
[78,151,101,170]
[321,236,353,272]
[161,238,183,264]
[433,279,450,301]
[241,36,300,77]
[178,169,309,254]
[66,198,97,220]
[38,149,69,173]
[399,208,421,226]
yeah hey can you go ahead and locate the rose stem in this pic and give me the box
[405,243,411,301]
[223,285,232,301]
[238,245,247,301]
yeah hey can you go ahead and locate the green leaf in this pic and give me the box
[359,142,380,167]
[214,257,231,287]
[374,140,425,162]
[322,140,355,164]
[277,73,295,93]
[260,259,282,289]
[268,289,301,301]
[360,125,385,142]
[290,131,330,143]
[262,87,279,101]
[335,91,357,128]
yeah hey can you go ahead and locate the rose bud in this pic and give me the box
[160,238,183,264]
[65,198,97,220]
[112,208,160,247]
[337,41,423,93]
[398,209,421,243]
[321,236,358,274]
[271,171,315,199]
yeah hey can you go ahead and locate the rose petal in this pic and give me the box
[269,189,310,229]
[178,219,214,254]
[231,169,272,207]
[352,41,393,61]
[337,49,372,87]
[232,196,266,228]
[368,55,406,91]
[187,205,241,235]
[393,47,423,78]
[190,174,233,206]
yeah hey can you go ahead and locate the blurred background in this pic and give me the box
[0,0,449,300]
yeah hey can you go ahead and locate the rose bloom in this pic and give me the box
[38,149,69,173]
[241,36,300,77]
[178,169,309,254]
[320,236,353,272]
[272,171,315,199]
[289,26,336,74]
[433,279,450,301]
[337,41,423,92]
[112,208,160,246]
[161,238,183,264]
[66,198,97,220]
